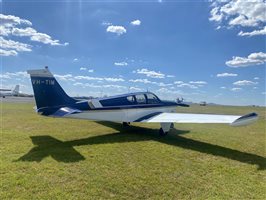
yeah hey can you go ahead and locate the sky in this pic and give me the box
[0,0,265,106]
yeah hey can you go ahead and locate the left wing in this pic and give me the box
[140,112,258,126]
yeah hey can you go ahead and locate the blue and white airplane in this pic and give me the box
[27,67,258,135]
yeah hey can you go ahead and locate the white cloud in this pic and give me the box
[129,79,152,84]
[0,36,31,52]
[73,58,79,62]
[231,87,242,91]
[80,67,87,71]
[233,80,258,86]
[104,77,125,82]
[254,77,260,80]
[166,75,175,78]
[189,81,207,85]
[0,49,17,56]
[174,81,184,84]
[129,87,142,91]
[220,86,226,89]
[11,27,68,46]
[114,61,128,66]
[176,83,198,89]
[226,52,266,67]
[102,21,112,26]
[217,72,238,77]
[135,68,165,78]
[73,82,126,89]
[106,25,126,35]
[54,74,75,81]
[130,20,141,26]
[209,0,266,35]
[0,14,32,26]
[74,75,124,82]
[238,26,266,36]
[88,69,94,73]
[0,14,69,56]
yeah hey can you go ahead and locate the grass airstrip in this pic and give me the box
[1,101,265,199]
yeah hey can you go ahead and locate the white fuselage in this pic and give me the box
[64,106,176,122]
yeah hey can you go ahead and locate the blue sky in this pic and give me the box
[0,0,265,105]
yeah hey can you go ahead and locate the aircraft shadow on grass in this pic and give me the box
[17,122,266,170]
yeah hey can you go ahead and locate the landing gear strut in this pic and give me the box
[159,123,174,136]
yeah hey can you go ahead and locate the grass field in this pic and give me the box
[1,101,265,199]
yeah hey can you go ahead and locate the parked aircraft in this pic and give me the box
[27,67,258,135]
[0,85,19,98]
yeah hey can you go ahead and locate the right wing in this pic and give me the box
[140,112,258,126]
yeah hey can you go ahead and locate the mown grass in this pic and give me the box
[1,102,265,199]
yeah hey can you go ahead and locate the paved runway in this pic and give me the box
[1,96,35,103]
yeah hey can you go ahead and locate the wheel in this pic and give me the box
[170,123,174,129]
[159,128,168,136]
[122,122,130,127]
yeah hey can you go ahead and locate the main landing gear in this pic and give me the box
[159,123,174,136]
[122,122,130,127]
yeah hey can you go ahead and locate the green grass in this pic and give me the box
[1,102,265,199]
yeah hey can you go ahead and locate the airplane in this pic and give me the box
[27,67,258,136]
[0,85,19,98]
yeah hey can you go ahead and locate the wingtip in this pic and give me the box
[230,112,258,127]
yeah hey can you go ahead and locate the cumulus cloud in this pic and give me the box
[0,14,68,56]
[74,75,124,82]
[189,81,207,85]
[106,25,126,35]
[217,73,238,77]
[73,82,126,89]
[135,68,165,78]
[238,26,266,36]
[226,52,266,67]
[114,61,128,66]
[233,80,258,86]
[130,20,141,26]
[129,78,152,84]
[0,49,18,56]
[209,0,266,36]
[231,87,242,91]
[0,36,32,52]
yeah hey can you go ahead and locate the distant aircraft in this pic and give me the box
[27,67,258,135]
[0,85,19,98]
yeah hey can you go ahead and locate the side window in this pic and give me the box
[135,94,146,104]
[146,93,160,104]
[127,96,135,103]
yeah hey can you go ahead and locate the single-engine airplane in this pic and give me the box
[27,67,258,135]
[0,85,19,98]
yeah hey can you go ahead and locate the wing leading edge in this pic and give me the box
[140,112,258,126]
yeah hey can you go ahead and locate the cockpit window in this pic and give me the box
[146,93,160,104]
[127,96,135,103]
[135,94,146,104]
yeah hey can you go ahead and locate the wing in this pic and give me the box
[141,112,258,126]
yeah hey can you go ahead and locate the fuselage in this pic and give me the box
[38,92,178,122]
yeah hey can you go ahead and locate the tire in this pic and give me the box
[159,128,168,136]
